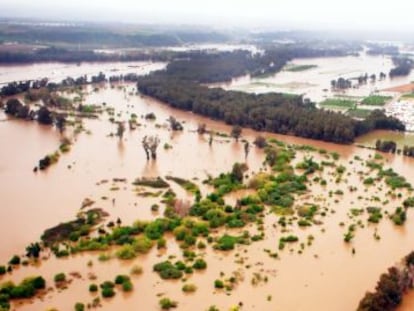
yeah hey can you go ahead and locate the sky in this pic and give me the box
[1,0,414,31]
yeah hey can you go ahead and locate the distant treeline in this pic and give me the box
[137,48,405,144]
[0,46,177,64]
[0,23,230,47]
[366,44,399,56]
[162,47,353,83]
[389,57,413,77]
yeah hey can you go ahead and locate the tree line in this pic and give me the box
[137,49,405,144]
[0,46,176,64]
[389,57,413,77]
[375,139,414,158]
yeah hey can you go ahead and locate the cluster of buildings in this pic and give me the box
[385,99,414,132]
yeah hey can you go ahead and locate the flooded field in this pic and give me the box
[1,62,414,311]
[356,129,414,147]
[0,61,166,85]
[213,51,414,103]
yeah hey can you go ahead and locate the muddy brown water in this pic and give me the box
[1,65,414,310]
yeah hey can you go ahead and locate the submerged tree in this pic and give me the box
[117,122,125,140]
[244,141,250,159]
[37,106,53,125]
[55,114,66,134]
[231,162,248,183]
[253,135,267,148]
[209,132,214,146]
[168,116,183,131]
[142,135,160,160]
[197,123,207,135]
[231,125,242,142]
[26,242,41,259]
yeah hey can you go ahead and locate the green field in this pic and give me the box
[402,93,414,99]
[347,108,373,118]
[285,64,317,72]
[361,95,392,106]
[319,98,357,110]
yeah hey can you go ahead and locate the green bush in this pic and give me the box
[0,266,6,275]
[114,275,130,285]
[192,259,207,270]
[74,302,85,311]
[122,281,133,292]
[214,234,238,251]
[182,283,197,293]
[157,237,167,249]
[214,280,224,289]
[8,255,20,265]
[89,284,98,292]
[115,244,136,260]
[101,287,115,298]
[403,197,414,208]
[54,273,66,283]
[159,297,178,309]
[130,265,143,275]
[153,261,183,280]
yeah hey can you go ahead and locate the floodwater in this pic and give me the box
[1,66,414,310]
[0,61,166,85]
[212,51,414,102]
[356,129,414,148]
[94,43,260,55]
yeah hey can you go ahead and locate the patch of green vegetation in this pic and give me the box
[153,261,186,280]
[285,64,317,72]
[347,108,373,119]
[367,207,382,223]
[361,95,392,106]
[319,99,356,109]
[80,104,101,114]
[296,157,320,175]
[159,297,178,309]
[403,197,414,208]
[100,281,115,298]
[214,234,241,251]
[166,176,199,194]
[344,224,356,243]
[278,235,299,250]
[214,279,224,289]
[206,163,247,196]
[298,204,318,219]
[402,93,414,99]
[41,208,106,245]
[391,207,406,225]
[182,283,197,293]
[363,177,375,185]
[54,273,66,283]
[132,177,169,188]
[89,284,98,292]
[115,236,154,260]
[192,259,207,270]
[0,275,46,307]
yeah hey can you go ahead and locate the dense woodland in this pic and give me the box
[137,49,405,144]
[0,23,229,47]
[0,46,178,64]
[389,57,413,77]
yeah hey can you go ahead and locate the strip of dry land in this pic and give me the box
[384,83,414,93]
